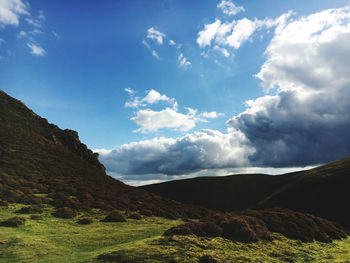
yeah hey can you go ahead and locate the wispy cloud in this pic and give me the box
[27,43,46,56]
[151,49,159,59]
[146,27,166,44]
[178,53,191,69]
[125,89,178,109]
[52,31,61,39]
[217,0,245,16]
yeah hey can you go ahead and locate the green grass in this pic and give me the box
[0,204,182,262]
[99,234,350,263]
[1,204,350,263]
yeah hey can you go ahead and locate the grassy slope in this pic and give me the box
[100,235,350,263]
[0,204,181,263]
[1,204,350,263]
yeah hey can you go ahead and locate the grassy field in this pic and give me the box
[0,203,349,263]
[0,203,181,262]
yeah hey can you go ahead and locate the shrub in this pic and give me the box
[0,200,9,206]
[16,205,43,214]
[101,211,126,222]
[140,209,153,217]
[77,217,93,225]
[198,255,217,263]
[0,216,26,227]
[53,207,76,218]
[129,212,142,220]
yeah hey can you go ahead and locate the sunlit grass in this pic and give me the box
[0,203,349,262]
[0,203,181,262]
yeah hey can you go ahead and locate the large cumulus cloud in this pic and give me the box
[97,129,254,175]
[228,6,350,167]
[97,6,350,181]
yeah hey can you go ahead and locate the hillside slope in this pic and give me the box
[0,90,210,219]
[141,158,350,228]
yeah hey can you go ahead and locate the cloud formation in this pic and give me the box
[0,0,28,26]
[125,89,223,133]
[125,89,178,109]
[147,27,166,44]
[27,42,46,56]
[197,12,292,50]
[97,6,350,182]
[217,0,245,16]
[96,128,253,175]
[178,53,191,69]
[228,5,350,167]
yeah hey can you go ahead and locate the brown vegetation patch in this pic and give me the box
[101,211,126,222]
[16,205,43,214]
[77,217,93,225]
[164,209,347,243]
[53,207,76,218]
[0,216,26,227]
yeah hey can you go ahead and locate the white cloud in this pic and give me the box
[25,10,45,28]
[27,42,46,56]
[217,0,245,16]
[142,39,151,49]
[125,89,178,109]
[147,27,166,44]
[125,89,223,133]
[169,39,176,45]
[196,11,293,57]
[52,31,61,39]
[131,107,197,133]
[200,111,225,118]
[214,45,230,57]
[151,49,159,59]
[0,0,28,27]
[197,19,222,47]
[124,87,135,95]
[178,53,191,69]
[227,5,350,167]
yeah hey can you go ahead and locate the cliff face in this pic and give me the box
[0,90,211,219]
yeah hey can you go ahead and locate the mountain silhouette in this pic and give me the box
[141,158,350,229]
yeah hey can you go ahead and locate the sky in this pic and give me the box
[1,0,350,185]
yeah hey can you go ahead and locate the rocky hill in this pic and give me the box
[0,90,210,219]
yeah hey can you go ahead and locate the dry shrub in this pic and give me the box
[164,209,346,243]
[140,209,153,217]
[198,255,217,263]
[53,206,76,218]
[101,211,126,222]
[0,216,26,227]
[243,208,347,243]
[16,205,43,214]
[0,200,9,206]
[77,217,93,225]
[129,212,142,220]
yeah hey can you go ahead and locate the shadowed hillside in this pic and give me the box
[0,90,211,219]
[141,158,350,229]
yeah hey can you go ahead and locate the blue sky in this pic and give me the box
[1,0,350,185]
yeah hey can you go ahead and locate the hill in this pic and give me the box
[141,158,350,229]
[0,90,210,219]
